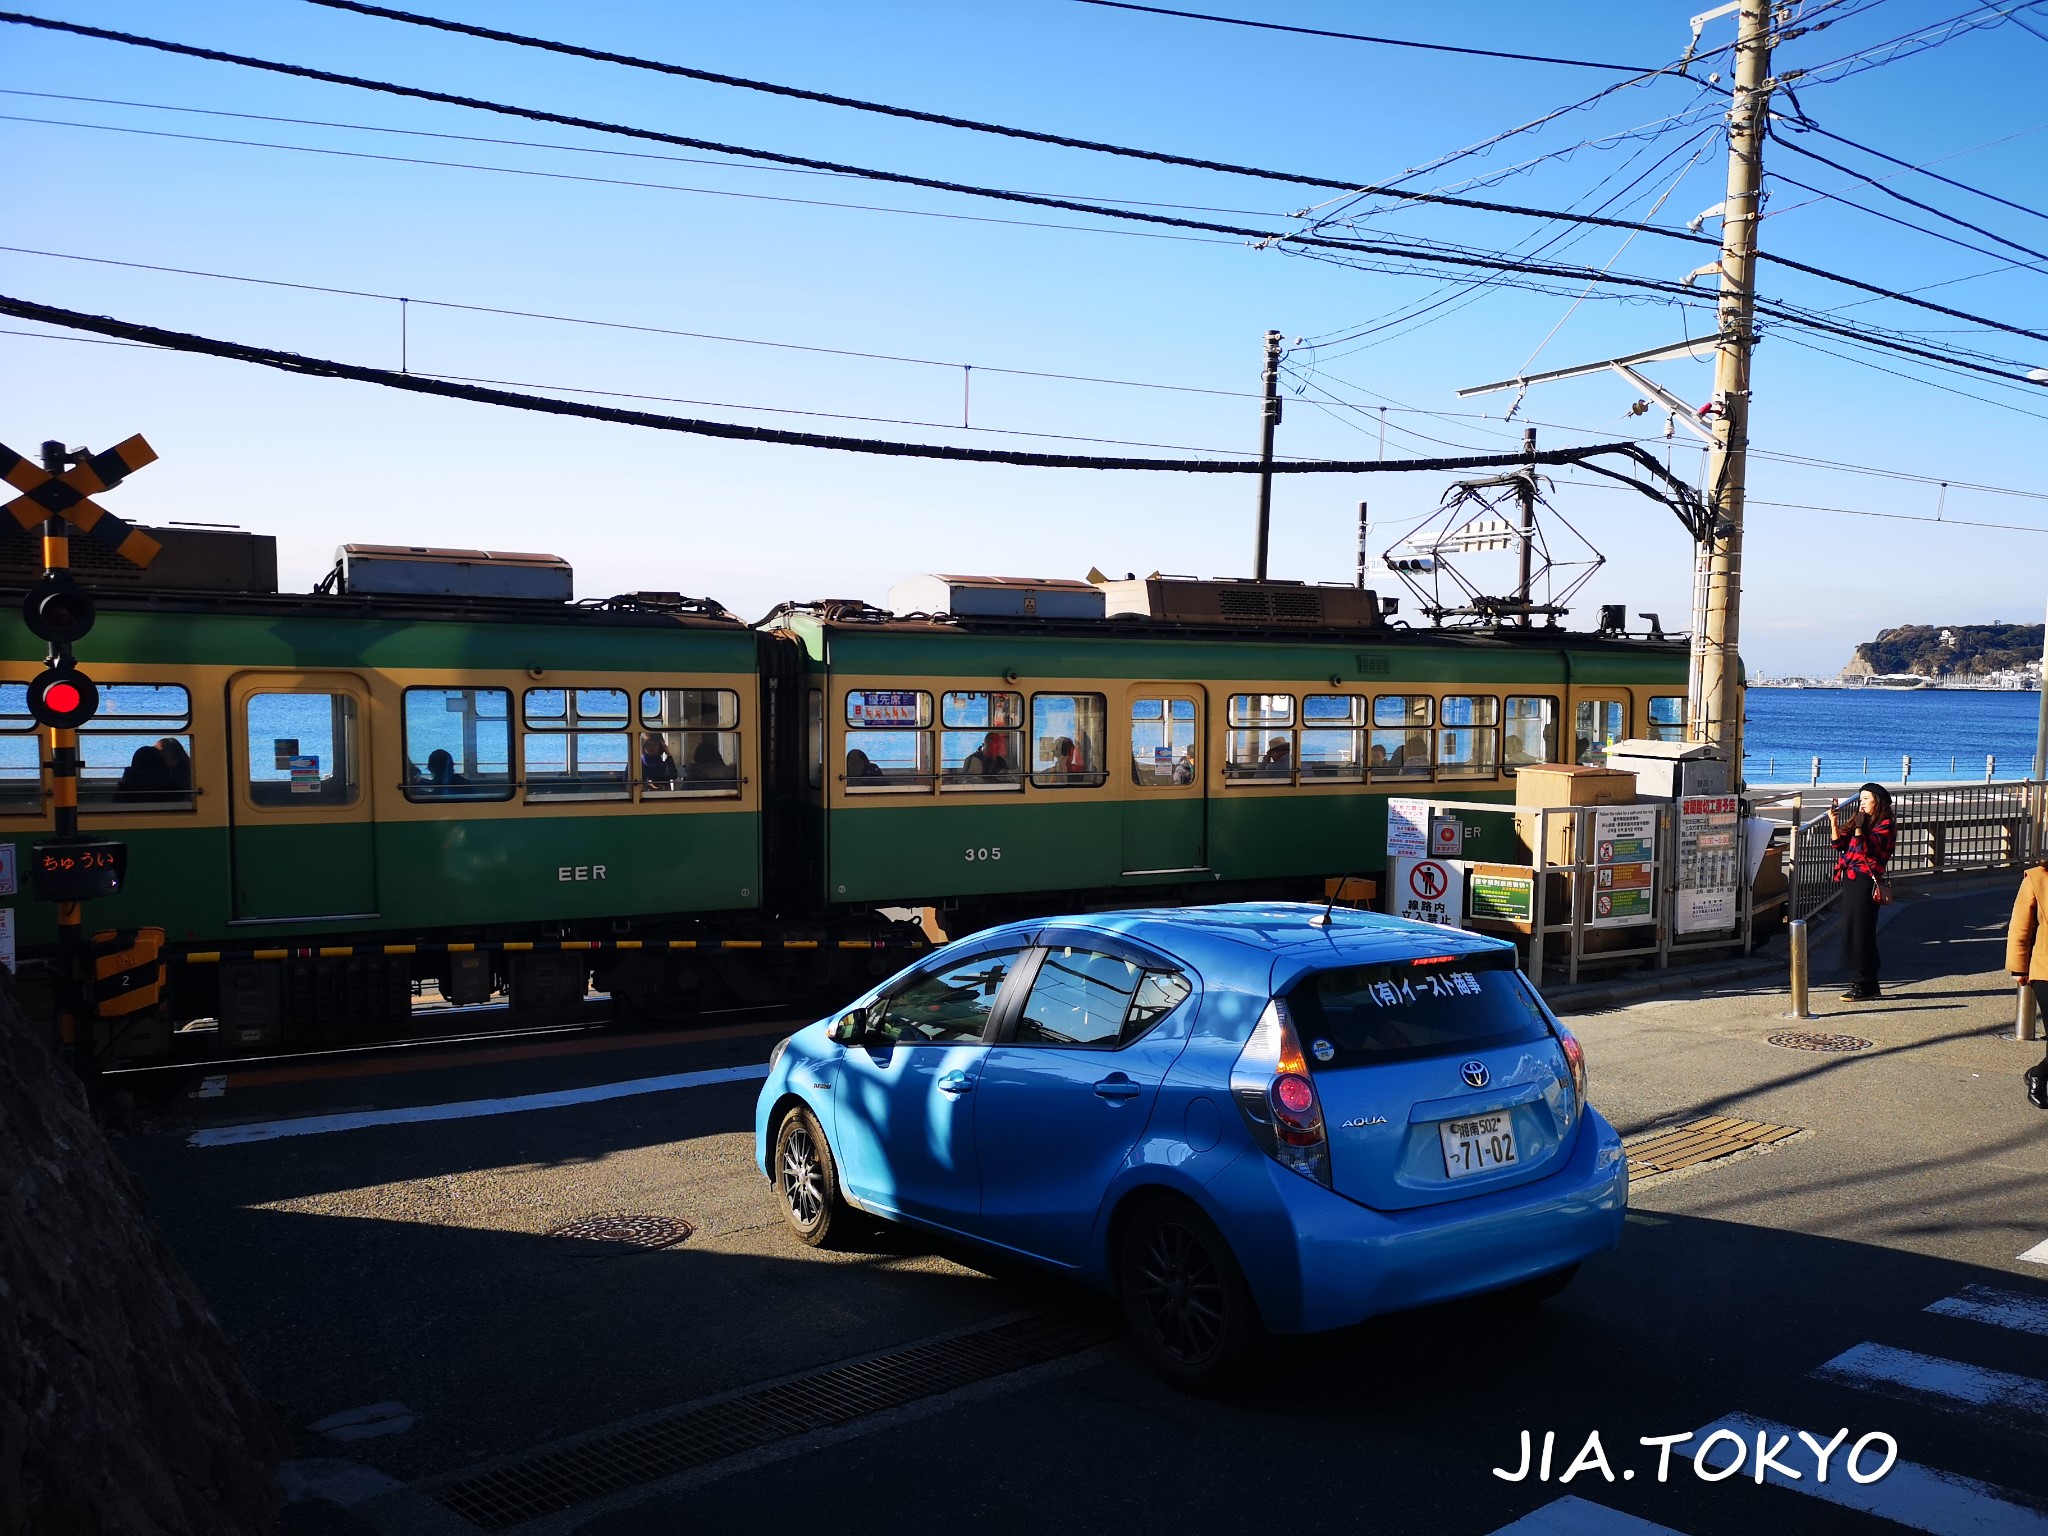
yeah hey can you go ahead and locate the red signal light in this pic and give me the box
[27,666,98,730]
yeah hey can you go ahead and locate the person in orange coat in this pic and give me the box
[2005,858,2048,1107]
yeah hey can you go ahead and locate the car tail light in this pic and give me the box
[1230,998,1331,1185]
[1557,1025,1587,1106]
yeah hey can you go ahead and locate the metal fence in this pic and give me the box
[1782,780,2041,920]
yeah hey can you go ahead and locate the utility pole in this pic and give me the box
[1515,427,1537,625]
[1252,329,1282,580]
[1693,0,1775,772]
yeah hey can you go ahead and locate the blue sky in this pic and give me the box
[5,0,2046,674]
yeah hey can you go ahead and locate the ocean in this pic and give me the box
[1743,686,2043,785]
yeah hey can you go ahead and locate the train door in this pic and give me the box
[226,672,378,921]
[1121,685,1207,874]
[1571,694,1630,765]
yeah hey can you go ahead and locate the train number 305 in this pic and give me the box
[963,846,1002,862]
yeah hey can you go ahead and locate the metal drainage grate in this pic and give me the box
[1626,1117,1802,1181]
[432,1309,1120,1530]
[546,1213,693,1252]
[1768,1030,1875,1053]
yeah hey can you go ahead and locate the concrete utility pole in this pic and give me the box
[1252,329,1282,580]
[1693,0,1776,772]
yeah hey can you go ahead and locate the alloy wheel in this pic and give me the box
[780,1121,824,1228]
[1132,1219,1226,1366]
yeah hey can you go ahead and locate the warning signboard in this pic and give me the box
[1391,856,1465,928]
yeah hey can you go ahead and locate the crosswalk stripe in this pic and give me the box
[1695,1413,2048,1534]
[1483,1496,1684,1535]
[1928,1283,2048,1338]
[2020,1238,2048,1267]
[1814,1342,2048,1433]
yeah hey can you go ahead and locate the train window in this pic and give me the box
[1575,698,1628,766]
[1300,694,1365,782]
[806,688,823,791]
[524,688,631,801]
[641,688,740,798]
[244,692,360,808]
[1225,694,1295,783]
[0,683,36,810]
[78,684,195,813]
[402,687,513,802]
[940,691,1024,792]
[1438,695,1500,780]
[1369,695,1432,780]
[844,688,933,792]
[1129,696,1197,788]
[1648,695,1687,742]
[1030,694,1108,788]
[1504,696,1558,770]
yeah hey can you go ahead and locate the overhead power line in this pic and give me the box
[1768,132,2048,264]
[1068,0,1662,71]
[0,291,1708,519]
[9,11,2045,349]
[1789,119,2048,229]
[304,0,1710,230]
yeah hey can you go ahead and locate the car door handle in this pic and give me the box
[1093,1075,1142,1101]
[937,1072,974,1096]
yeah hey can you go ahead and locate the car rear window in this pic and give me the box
[1284,951,1549,1066]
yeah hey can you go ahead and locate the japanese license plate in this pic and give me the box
[1439,1111,1518,1179]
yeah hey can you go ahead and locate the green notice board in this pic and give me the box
[1471,869,1535,922]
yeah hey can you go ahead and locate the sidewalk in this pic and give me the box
[1566,883,2048,1279]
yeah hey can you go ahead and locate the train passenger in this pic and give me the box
[961,731,1012,779]
[1258,739,1292,779]
[846,748,883,781]
[641,733,678,791]
[423,749,469,793]
[118,744,176,797]
[687,737,736,786]
[156,737,192,791]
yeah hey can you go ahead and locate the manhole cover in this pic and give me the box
[547,1213,693,1251]
[1768,1030,1874,1053]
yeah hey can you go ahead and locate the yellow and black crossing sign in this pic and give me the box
[0,434,161,567]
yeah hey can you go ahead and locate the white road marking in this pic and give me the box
[309,1401,415,1441]
[190,1073,226,1099]
[1695,1412,2048,1534]
[2019,1238,2048,1267]
[1928,1283,2048,1338]
[187,1062,771,1147]
[1483,1495,1684,1534]
[1814,1342,2048,1432]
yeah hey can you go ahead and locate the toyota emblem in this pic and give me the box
[1460,1059,1490,1089]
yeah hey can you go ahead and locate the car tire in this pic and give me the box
[1117,1196,1260,1392]
[1496,1262,1580,1307]
[773,1106,856,1248]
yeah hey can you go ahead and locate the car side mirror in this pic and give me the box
[827,1012,866,1045]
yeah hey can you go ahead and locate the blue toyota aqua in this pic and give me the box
[755,903,1626,1388]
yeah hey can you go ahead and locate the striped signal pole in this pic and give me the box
[37,440,84,1069]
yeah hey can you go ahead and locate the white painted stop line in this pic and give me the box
[1693,1412,2048,1534]
[1483,1495,1683,1534]
[1814,1342,2048,1433]
[1928,1283,2048,1338]
[2019,1237,2048,1267]
[187,1062,771,1147]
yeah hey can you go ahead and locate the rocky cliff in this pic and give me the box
[0,976,287,1536]
[1848,623,2043,678]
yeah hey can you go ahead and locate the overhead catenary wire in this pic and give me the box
[10,11,2044,349]
[1066,0,1666,72]
[0,290,1711,525]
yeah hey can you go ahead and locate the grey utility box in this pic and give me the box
[1602,738,1732,798]
[336,544,573,602]
[886,573,1106,620]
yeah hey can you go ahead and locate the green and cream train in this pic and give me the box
[0,534,1699,1062]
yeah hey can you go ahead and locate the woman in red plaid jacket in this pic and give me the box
[1830,782,1895,1002]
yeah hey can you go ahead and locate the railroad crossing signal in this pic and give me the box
[0,435,162,567]
[26,666,98,730]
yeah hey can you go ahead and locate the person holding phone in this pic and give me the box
[1829,782,1895,1002]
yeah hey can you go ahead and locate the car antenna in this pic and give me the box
[1310,876,1354,928]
